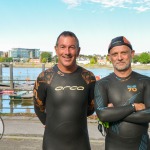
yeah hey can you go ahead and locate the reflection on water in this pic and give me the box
[0,94,34,114]
[0,67,150,114]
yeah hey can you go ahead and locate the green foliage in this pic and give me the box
[133,55,140,63]
[90,58,95,64]
[53,55,58,63]
[42,58,47,63]
[0,57,13,62]
[27,59,30,62]
[138,53,150,64]
[5,57,13,62]
[0,57,5,62]
[105,55,109,62]
[40,52,52,62]
[132,52,150,64]
[90,56,97,64]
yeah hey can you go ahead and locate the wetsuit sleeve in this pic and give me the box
[124,108,150,123]
[33,72,47,125]
[87,79,95,116]
[94,81,135,122]
[124,80,150,123]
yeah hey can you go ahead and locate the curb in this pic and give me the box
[2,135,104,144]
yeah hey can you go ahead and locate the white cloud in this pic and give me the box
[62,0,82,8]
[134,5,150,12]
[62,0,150,12]
[90,0,132,7]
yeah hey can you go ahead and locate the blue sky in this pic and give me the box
[1,0,150,55]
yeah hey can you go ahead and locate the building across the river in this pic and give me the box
[8,48,40,62]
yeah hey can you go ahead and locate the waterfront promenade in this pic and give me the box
[3,62,150,70]
[0,116,105,150]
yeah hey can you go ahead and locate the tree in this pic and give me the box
[138,53,150,64]
[53,55,58,63]
[133,55,140,63]
[40,52,52,62]
[90,56,97,64]
[0,57,5,62]
[6,57,13,62]
[42,58,47,63]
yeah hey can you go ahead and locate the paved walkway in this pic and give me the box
[0,116,105,150]
[1,116,150,150]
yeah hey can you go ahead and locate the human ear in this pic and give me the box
[107,54,111,62]
[77,47,80,57]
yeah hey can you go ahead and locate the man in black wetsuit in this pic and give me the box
[33,31,96,150]
[94,36,150,150]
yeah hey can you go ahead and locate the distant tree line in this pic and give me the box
[0,52,150,64]
[80,52,150,65]
[0,57,13,62]
[133,52,150,64]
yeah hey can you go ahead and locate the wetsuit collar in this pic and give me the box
[114,71,133,82]
[54,64,79,74]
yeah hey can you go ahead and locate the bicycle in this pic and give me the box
[0,115,4,139]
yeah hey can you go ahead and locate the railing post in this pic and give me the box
[0,63,2,83]
[42,63,45,72]
[0,95,2,110]
[10,63,14,89]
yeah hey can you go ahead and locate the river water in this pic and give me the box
[0,67,150,114]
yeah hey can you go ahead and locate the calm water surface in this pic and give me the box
[0,67,150,113]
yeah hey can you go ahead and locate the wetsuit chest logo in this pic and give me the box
[55,86,84,91]
[127,85,137,92]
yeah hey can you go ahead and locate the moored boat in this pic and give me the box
[0,90,14,95]
[9,91,28,100]
[21,91,33,106]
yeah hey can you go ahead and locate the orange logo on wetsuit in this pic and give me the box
[127,85,137,92]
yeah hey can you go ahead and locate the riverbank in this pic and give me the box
[12,62,150,70]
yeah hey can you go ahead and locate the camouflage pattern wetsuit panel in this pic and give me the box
[33,65,96,150]
[94,71,150,150]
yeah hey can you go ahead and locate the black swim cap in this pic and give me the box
[108,36,133,53]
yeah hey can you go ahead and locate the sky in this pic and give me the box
[1,0,150,56]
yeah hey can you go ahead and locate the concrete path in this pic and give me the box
[0,116,105,150]
[1,116,150,150]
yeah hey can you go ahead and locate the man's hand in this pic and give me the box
[134,103,145,111]
[107,103,114,107]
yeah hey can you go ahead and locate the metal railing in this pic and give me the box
[0,78,34,114]
[0,63,47,114]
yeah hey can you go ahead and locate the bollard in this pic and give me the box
[0,63,2,83]
[10,63,14,89]
[42,63,45,72]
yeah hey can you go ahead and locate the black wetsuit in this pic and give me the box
[94,71,150,150]
[33,65,96,150]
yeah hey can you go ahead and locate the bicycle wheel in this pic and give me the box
[0,116,4,139]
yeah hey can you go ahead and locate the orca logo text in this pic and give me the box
[55,86,84,91]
